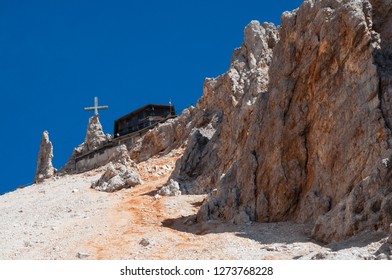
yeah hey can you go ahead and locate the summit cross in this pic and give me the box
[84,96,108,115]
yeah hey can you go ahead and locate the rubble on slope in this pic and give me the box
[91,162,142,192]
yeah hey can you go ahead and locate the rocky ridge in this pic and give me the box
[170,21,279,196]
[127,0,392,243]
[23,0,392,260]
[37,0,392,245]
[198,0,392,243]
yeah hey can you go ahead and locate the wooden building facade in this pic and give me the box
[114,104,176,138]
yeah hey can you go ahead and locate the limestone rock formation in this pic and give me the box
[108,144,133,165]
[61,115,112,173]
[34,131,56,183]
[129,107,196,163]
[165,0,392,243]
[170,20,279,195]
[91,162,141,192]
[74,115,111,155]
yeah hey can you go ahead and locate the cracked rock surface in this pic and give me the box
[168,0,392,243]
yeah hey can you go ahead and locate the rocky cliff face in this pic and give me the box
[170,21,279,195]
[310,0,392,242]
[34,131,56,183]
[166,0,392,243]
[55,0,392,243]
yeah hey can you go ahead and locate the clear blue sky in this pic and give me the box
[0,0,303,195]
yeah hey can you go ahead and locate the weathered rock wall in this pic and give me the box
[312,0,392,242]
[171,21,279,195]
[170,0,392,243]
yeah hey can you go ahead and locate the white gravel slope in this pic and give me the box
[0,168,390,260]
[0,171,114,259]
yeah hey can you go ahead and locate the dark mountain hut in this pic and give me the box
[113,104,176,138]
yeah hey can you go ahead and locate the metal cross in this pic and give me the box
[84,96,108,115]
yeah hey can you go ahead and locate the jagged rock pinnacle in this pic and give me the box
[60,115,114,173]
[34,131,56,183]
[73,115,111,156]
[83,115,108,152]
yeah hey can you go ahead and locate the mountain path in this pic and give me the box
[0,152,389,260]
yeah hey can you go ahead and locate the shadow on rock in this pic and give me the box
[161,215,323,246]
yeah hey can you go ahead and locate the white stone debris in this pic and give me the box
[382,158,390,168]
[157,179,181,196]
[91,163,142,192]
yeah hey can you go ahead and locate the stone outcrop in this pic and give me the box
[74,115,111,155]
[165,0,392,243]
[34,131,56,183]
[299,0,392,243]
[91,162,141,192]
[170,21,279,195]
[108,144,133,165]
[129,107,196,163]
[83,128,141,192]
[61,115,112,173]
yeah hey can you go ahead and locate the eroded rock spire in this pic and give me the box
[34,131,56,183]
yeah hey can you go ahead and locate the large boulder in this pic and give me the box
[157,179,181,196]
[91,162,142,192]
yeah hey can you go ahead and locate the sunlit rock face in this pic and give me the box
[169,0,392,243]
